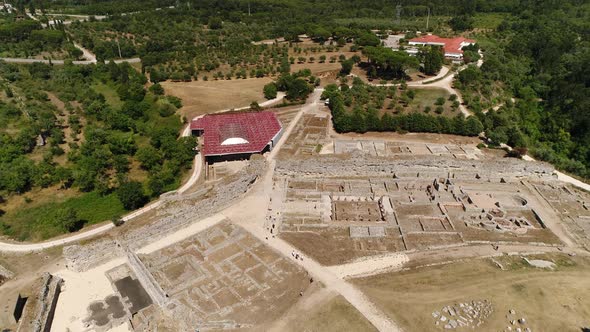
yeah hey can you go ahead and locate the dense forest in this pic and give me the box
[454,2,590,178]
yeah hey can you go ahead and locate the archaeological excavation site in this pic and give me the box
[1,74,590,332]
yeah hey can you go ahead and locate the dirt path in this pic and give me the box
[329,253,409,279]
[73,42,97,62]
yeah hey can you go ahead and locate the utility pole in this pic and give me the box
[116,39,122,59]
[426,7,430,31]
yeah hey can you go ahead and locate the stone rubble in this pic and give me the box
[432,299,493,329]
[504,309,532,332]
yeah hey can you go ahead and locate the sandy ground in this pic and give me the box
[52,257,128,332]
[329,253,409,279]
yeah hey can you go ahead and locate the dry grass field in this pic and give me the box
[354,253,590,332]
[161,78,273,120]
[280,294,377,332]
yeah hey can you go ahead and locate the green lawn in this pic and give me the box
[0,191,125,241]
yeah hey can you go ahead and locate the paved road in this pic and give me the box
[176,152,203,195]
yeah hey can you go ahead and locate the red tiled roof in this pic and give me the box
[409,35,475,55]
[190,111,282,156]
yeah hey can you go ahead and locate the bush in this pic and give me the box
[166,96,182,108]
[116,181,148,210]
[263,82,278,99]
[149,83,164,95]
[111,216,125,227]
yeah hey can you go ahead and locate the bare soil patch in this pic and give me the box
[161,78,273,120]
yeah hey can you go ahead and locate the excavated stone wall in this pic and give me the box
[63,239,122,272]
[17,273,63,332]
[123,159,265,250]
[276,154,554,181]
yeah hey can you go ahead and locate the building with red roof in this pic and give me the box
[408,35,476,61]
[190,111,283,161]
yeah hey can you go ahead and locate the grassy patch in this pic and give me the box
[0,191,125,241]
[91,82,123,109]
[473,12,510,30]
[410,88,450,109]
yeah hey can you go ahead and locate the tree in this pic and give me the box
[135,146,162,171]
[208,17,223,29]
[423,46,444,75]
[250,101,261,111]
[457,66,482,86]
[311,27,331,43]
[362,46,419,80]
[286,78,312,100]
[263,83,278,99]
[465,117,484,136]
[340,59,354,75]
[52,207,80,232]
[117,181,148,210]
[449,15,474,31]
[149,83,165,95]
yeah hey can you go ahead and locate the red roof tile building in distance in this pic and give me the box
[408,35,476,61]
[190,111,283,161]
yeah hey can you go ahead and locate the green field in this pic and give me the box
[473,13,510,29]
[0,191,125,241]
[91,82,124,109]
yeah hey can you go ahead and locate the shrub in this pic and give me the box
[263,82,278,99]
[116,181,148,210]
